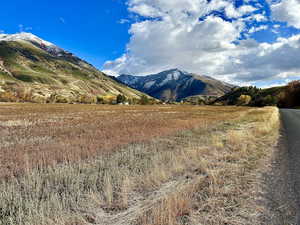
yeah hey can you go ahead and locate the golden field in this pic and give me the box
[0,104,279,225]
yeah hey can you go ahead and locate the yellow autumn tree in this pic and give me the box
[237,95,252,106]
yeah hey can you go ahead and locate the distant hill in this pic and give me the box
[117,69,235,101]
[213,86,285,106]
[0,32,147,103]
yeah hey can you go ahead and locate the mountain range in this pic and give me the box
[117,69,234,101]
[0,32,235,103]
[0,33,145,103]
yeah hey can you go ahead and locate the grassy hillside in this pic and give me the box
[0,40,148,103]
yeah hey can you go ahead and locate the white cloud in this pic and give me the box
[118,19,130,24]
[105,14,242,76]
[225,4,256,18]
[273,24,281,29]
[239,5,256,14]
[104,0,247,75]
[103,0,300,85]
[249,13,267,22]
[129,4,163,18]
[225,4,242,18]
[271,0,300,29]
[227,35,300,82]
[248,25,268,33]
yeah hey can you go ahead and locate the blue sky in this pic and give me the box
[1,0,300,86]
[0,0,130,68]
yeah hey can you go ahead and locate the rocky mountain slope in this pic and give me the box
[117,69,234,101]
[0,32,146,103]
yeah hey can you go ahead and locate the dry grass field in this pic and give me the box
[0,104,248,178]
[0,104,279,225]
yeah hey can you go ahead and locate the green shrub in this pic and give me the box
[96,96,105,104]
[140,95,150,105]
[116,94,126,104]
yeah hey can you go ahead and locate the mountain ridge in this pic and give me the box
[0,32,148,103]
[117,69,235,101]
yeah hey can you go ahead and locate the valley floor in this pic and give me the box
[0,104,283,225]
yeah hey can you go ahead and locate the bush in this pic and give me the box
[55,95,70,103]
[140,95,150,105]
[96,96,105,104]
[0,91,18,102]
[79,95,97,104]
[237,95,252,106]
[262,95,278,106]
[103,95,117,104]
[116,94,126,104]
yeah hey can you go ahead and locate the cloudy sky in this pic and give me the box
[1,0,300,87]
[103,0,300,87]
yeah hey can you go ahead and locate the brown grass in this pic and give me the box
[134,107,279,225]
[0,104,248,178]
[0,104,279,225]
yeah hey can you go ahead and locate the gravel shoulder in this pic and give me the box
[280,109,300,224]
[256,127,298,225]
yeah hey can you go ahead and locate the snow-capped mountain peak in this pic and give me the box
[117,69,235,101]
[0,32,53,46]
[0,32,66,56]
